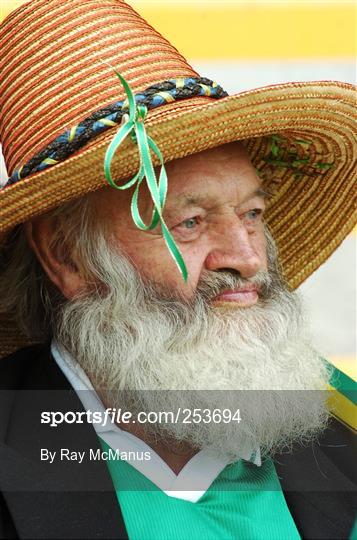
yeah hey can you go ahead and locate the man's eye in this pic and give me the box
[245,209,263,220]
[180,217,199,229]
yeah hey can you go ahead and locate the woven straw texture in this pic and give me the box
[0,0,356,358]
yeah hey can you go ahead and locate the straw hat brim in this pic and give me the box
[1,80,356,292]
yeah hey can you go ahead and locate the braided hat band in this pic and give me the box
[5,77,228,187]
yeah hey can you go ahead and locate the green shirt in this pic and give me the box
[100,438,301,540]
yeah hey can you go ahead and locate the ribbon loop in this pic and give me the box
[104,69,188,282]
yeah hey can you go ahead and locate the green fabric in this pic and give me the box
[103,69,188,281]
[100,438,301,540]
[350,519,357,540]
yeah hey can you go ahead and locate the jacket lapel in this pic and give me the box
[275,421,356,539]
[0,345,128,540]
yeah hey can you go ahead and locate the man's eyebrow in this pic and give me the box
[252,188,272,200]
[236,187,271,206]
[173,188,271,209]
[172,193,212,208]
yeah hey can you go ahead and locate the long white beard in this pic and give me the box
[55,232,331,461]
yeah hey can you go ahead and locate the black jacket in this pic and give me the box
[0,344,356,540]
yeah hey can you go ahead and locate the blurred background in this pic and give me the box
[0,0,355,380]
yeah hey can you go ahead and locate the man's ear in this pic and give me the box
[24,217,86,300]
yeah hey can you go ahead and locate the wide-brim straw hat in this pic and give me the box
[0,0,356,358]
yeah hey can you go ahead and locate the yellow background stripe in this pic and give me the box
[1,2,355,58]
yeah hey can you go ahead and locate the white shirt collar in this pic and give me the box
[51,340,261,503]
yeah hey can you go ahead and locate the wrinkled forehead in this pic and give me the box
[92,141,263,221]
[162,141,263,209]
[164,141,253,178]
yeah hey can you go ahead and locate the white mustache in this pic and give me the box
[195,269,274,303]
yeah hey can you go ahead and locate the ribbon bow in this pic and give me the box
[104,69,188,282]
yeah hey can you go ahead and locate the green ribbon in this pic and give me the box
[104,70,188,282]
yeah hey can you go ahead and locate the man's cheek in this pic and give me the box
[253,233,268,269]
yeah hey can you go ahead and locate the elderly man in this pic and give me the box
[0,0,356,539]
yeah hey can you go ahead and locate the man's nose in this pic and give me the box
[204,218,263,279]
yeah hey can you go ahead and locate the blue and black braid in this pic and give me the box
[5,77,228,187]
